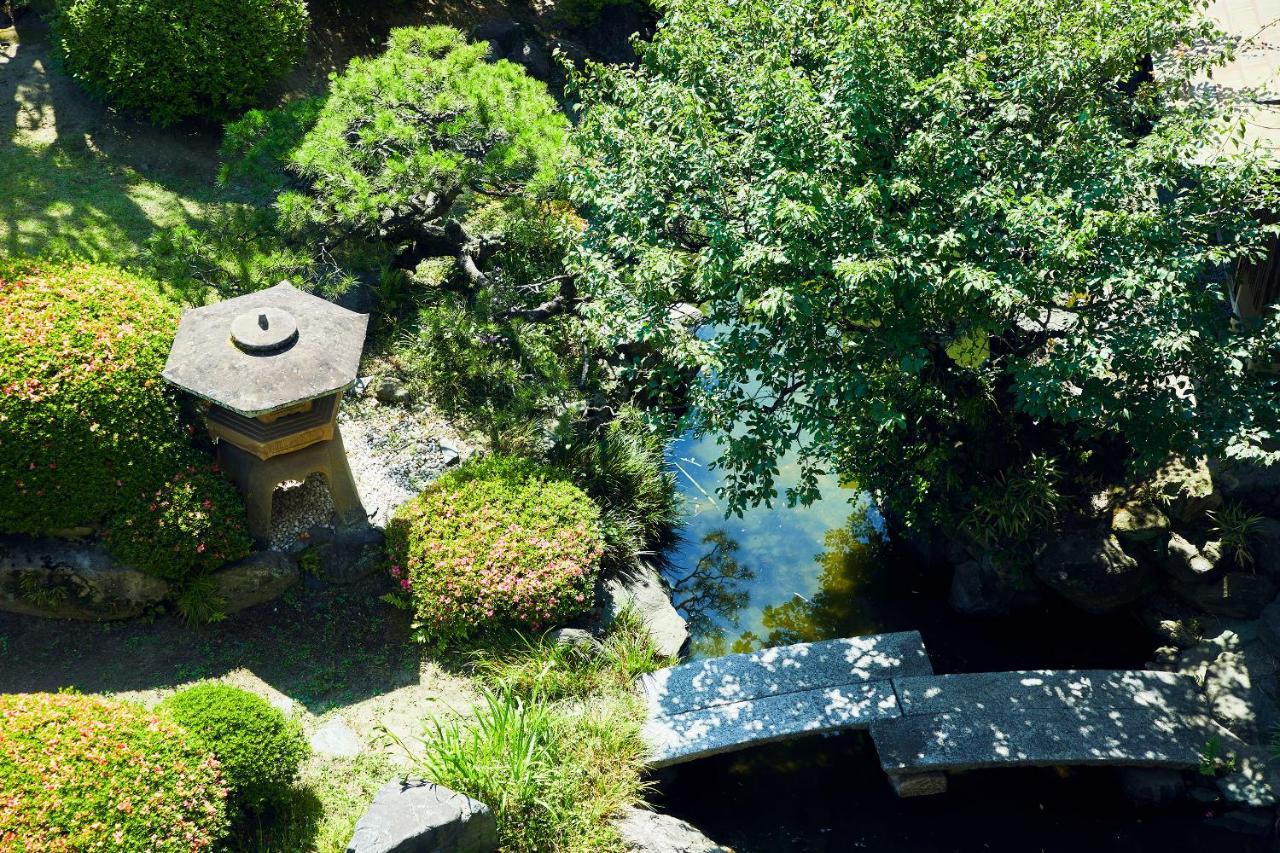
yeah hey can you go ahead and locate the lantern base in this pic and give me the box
[217,426,368,545]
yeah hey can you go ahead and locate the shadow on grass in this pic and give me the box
[0,574,434,716]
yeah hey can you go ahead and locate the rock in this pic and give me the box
[1178,630,1280,744]
[1160,532,1222,583]
[472,19,522,60]
[1150,456,1221,522]
[310,525,386,584]
[1173,572,1278,620]
[1217,747,1280,807]
[597,561,688,659]
[1260,598,1280,654]
[512,39,552,79]
[1249,517,1280,579]
[311,718,363,757]
[1119,768,1186,805]
[347,779,498,853]
[1034,530,1152,614]
[949,556,1040,615]
[211,551,298,613]
[0,536,169,620]
[548,627,599,653]
[1138,594,1203,648]
[1204,649,1263,740]
[1188,784,1221,804]
[613,807,731,853]
[1212,459,1280,506]
[1111,501,1169,543]
[1208,808,1276,837]
[373,377,411,406]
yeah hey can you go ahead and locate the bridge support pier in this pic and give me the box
[886,771,948,798]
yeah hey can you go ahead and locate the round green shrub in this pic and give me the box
[0,692,228,850]
[54,0,309,125]
[158,683,309,812]
[387,456,605,645]
[0,259,252,580]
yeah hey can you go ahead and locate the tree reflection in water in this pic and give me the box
[670,498,898,657]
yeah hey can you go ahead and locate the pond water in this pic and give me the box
[658,427,1262,852]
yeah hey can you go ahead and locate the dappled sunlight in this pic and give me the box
[642,633,1274,804]
[639,632,930,766]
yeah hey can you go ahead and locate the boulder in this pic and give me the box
[0,536,169,620]
[1217,746,1280,808]
[1172,572,1278,620]
[373,377,411,406]
[1212,459,1280,507]
[512,39,552,80]
[1137,594,1202,648]
[1260,598,1280,654]
[310,525,386,584]
[1159,532,1223,583]
[1110,501,1169,543]
[1208,809,1276,837]
[1033,530,1152,614]
[949,556,1040,615]
[1149,457,1221,522]
[1118,768,1186,805]
[347,780,498,853]
[613,807,731,853]
[596,561,688,659]
[1248,517,1280,579]
[311,717,363,757]
[548,627,600,653]
[211,551,298,613]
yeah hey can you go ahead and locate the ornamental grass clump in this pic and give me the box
[0,692,229,850]
[0,260,251,582]
[386,456,605,646]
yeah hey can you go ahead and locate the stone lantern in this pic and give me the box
[162,282,369,545]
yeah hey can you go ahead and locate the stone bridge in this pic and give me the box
[638,631,1277,804]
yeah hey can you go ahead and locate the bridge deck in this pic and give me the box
[639,631,932,767]
[871,670,1214,775]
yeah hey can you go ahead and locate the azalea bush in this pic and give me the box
[0,692,228,850]
[159,684,308,814]
[103,462,252,581]
[0,259,250,581]
[386,457,604,645]
[53,0,308,125]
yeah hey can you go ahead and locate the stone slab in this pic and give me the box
[639,631,932,719]
[643,681,901,767]
[347,779,497,853]
[311,717,363,757]
[892,670,1207,718]
[871,706,1214,773]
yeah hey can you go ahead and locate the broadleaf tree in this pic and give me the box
[568,0,1280,533]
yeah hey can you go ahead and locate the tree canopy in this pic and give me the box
[569,0,1280,530]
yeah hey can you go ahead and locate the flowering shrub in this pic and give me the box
[0,260,251,580]
[0,692,228,850]
[159,683,308,813]
[386,456,605,645]
[103,461,252,581]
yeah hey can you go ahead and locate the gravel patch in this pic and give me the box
[267,388,474,551]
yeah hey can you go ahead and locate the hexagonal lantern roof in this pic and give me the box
[163,282,369,417]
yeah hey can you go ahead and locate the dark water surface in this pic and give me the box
[659,429,1265,852]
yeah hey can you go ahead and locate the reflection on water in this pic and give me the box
[666,429,886,658]
[659,426,1240,852]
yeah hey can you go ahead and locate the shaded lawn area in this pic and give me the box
[0,575,457,852]
[0,574,422,714]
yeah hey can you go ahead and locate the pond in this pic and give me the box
[657,427,1261,851]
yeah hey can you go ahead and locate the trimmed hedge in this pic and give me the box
[0,260,251,580]
[159,684,308,812]
[0,692,228,850]
[53,0,308,125]
[387,456,605,645]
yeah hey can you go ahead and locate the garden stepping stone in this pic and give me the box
[311,717,363,757]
